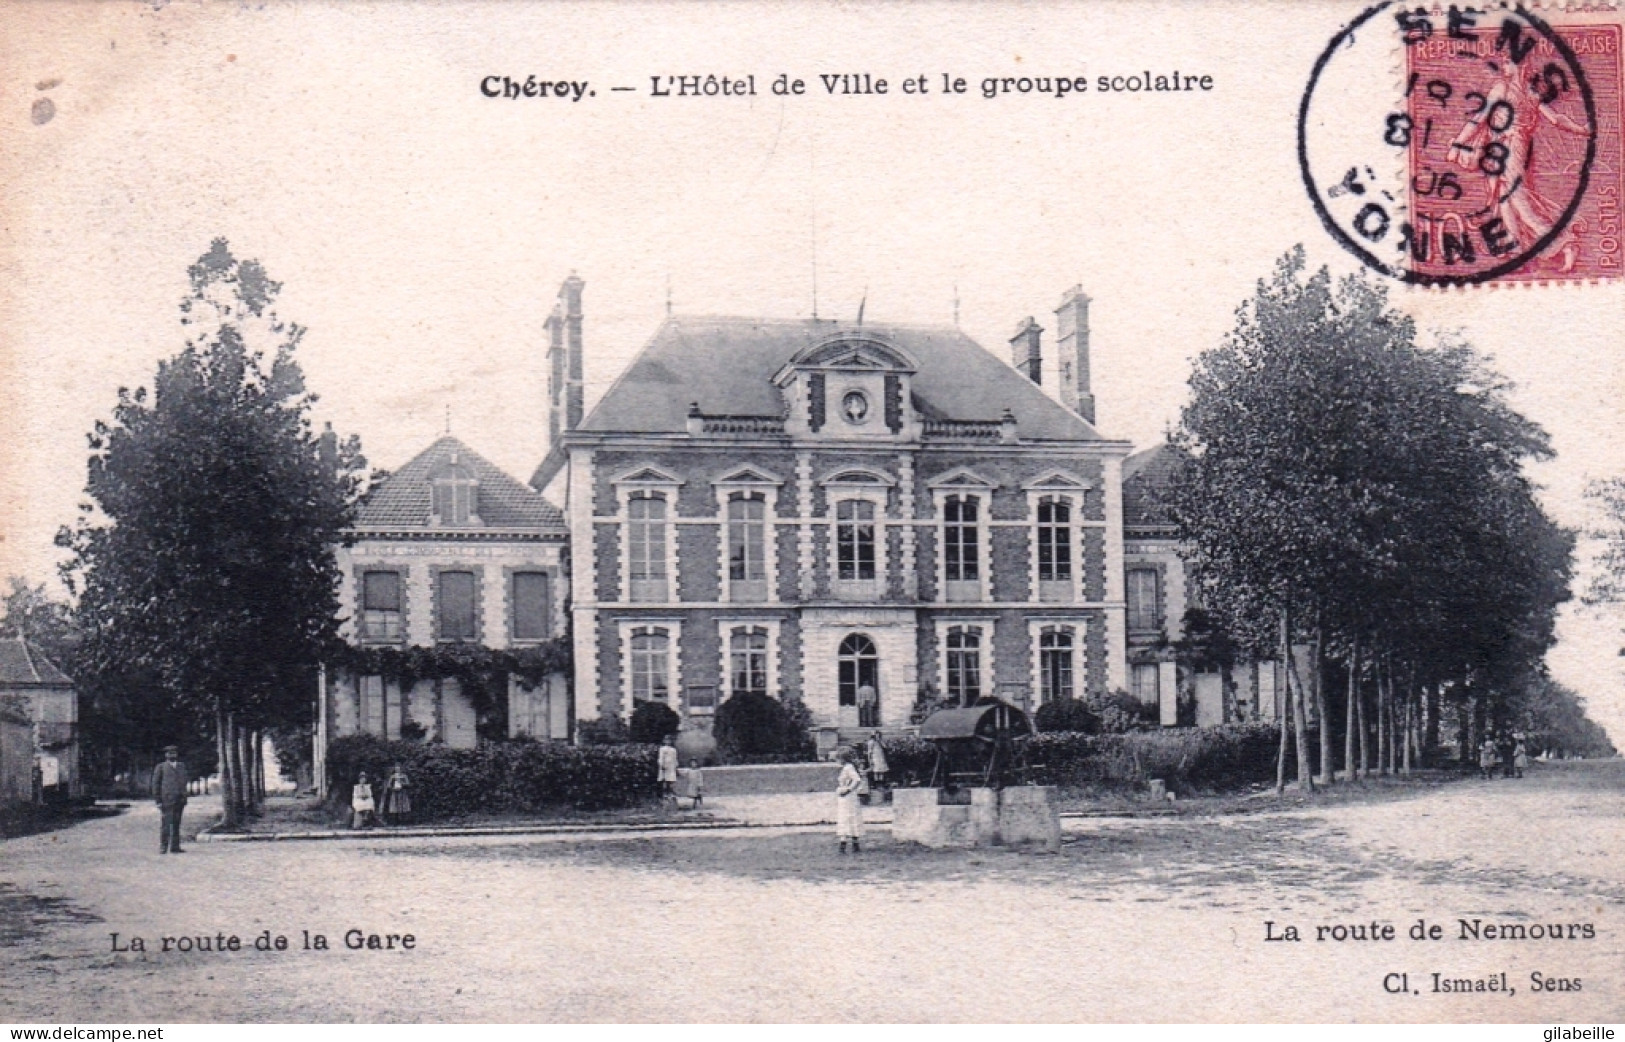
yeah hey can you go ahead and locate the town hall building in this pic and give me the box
[533,282,1134,739]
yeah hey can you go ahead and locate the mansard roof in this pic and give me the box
[576,316,1104,442]
[1123,443,1181,532]
[0,637,73,688]
[355,435,565,531]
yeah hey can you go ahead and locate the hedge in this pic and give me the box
[326,734,660,817]
[881,722,1281,795]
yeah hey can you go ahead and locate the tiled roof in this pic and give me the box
[355,436,565,531]
[1123,443,1181,531]
[0,637,73,687]
[576,316,1105,441]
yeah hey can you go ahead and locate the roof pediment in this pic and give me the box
[927,466,998,489]
[1023,470,1093,491]
[613,464,683,485]
[714,465,784,485]
[820,466,896,487]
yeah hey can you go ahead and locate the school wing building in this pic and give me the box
[533,284,1133,741]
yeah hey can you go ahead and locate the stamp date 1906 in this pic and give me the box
[1301,3,1623,285]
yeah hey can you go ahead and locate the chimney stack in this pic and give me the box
[1009,317,1043,385]
[1054,286,1095,424]
[547,275,586,447]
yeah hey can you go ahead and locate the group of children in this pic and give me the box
[349,764,412,828]
[1479,735,1530,780]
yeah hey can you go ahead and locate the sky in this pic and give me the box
[2,1,1621,737]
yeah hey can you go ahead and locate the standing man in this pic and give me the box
[152,744,188,854]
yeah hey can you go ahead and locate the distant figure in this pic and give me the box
[1512,738,1529,779]
[857,684,878,728]
[657,735,679,804]
[152,744,189,854]
[350,772,376,829]
[380,764,412,825]
[1479,738,1500,780]
[684,758,705,809]
[865,732,889,791]
[835,748,864,854]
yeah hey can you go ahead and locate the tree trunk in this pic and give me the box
[224,711,243,826]
[1284,605,1314,793]
[1345,632,1360,781]
[1275,654,1288,794]
[1401,686,1413,775]
[1376,657,1389,776]
[1356,652,1370,776]
[1424,683,1441,754]
[1314,622,1332,785]
[217,705,239,829]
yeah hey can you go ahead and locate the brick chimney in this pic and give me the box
[1009,317,1043,385]
[1054,286,1095,424]
[547,275,586,446]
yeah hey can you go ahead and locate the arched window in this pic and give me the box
[629,627,672,706]
[1037,497,1072,582]
[729,626,769,697]
[430,457,480,527]
[627,492,669,601]
[1039,626,1075,702]
[945,625,983,705]
[838,633,879,710]
[727,492,767,600]
[943,495,980,582]
[835,500,876,581]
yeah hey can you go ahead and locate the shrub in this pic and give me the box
[883,723,1281,796]
[1088,688,1160,733]
[878,733,938,786]
[1033,696,1100,734]
[629,701,681,745]
[576,714,630,746]
[1023,723,1281,794]
[325,734,661,818]
[712,692,816,762]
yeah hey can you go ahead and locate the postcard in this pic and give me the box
[1,0,1623,1025]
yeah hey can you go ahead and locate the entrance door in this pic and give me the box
[838,634,880,728]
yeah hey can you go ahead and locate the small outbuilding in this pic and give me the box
[0,637,79,800]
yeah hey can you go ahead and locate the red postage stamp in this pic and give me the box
[1404,19,1623,283]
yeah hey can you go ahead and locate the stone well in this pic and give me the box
[892,785,1061,852]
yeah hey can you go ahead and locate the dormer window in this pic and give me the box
[430,455,481,527]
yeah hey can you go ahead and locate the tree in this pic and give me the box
[1170,248,1575,789]
[58,239,364,827]
[0,577,79,669]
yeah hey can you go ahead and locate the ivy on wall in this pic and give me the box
[329,637,572,695]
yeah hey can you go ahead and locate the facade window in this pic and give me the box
[729,627,770,698]
[836,500,877,581]
[360,570,402,641]
[511,571,551,641]
[437,570,477,642]
[1132,662,1161,705]
[727,493,768,601]
[629,627,672,707]
[943,496,980,582]
[1037,498,1072,582]
[430,460,479,526]
[1127,568,1162,631]
[628,492,669,602]
[837,633,880,727]
[1039,626,1075,703]
[945,626,983,705]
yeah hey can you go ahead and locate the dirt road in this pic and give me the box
[2,761,1622,1022]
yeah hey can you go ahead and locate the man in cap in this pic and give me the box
[152,744,189,854]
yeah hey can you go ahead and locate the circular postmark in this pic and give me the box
[1300,2,1598,285]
